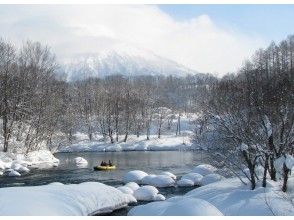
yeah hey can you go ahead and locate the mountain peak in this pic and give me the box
[64,44,198,81]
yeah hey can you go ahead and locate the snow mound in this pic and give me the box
[186,178,294,216]
[128,197,223,216]
[141,175,175,187]
[117,186,134,195]
[7,170,21,177]
[181,173,203,185]
[25,150,60,167]
[192,164,217,176]
[0,182,135,215]
[177,179,194,187]
[74,157,88,167]
[123,170,148,184]
[154,194,166,201]
[125,182,140,191]
[0,150,59,171]
[201,174,225,185]
[11,163,30,173]
[160,171,176,180]
[133,185,160,201]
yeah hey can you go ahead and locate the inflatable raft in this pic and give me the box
[94,165,116,171]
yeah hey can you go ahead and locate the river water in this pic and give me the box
[0,150,213,215]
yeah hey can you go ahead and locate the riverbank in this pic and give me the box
[57,134,194,153]
[129,177,294,216]
[0,182,135,215]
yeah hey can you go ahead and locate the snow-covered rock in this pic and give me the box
[192,164,217,176]
[181,173,203,185]
[0,150,59,171]
[128,197,223,216]
[125,182,140,191]
[177,179,194,187]
[7,170,21,177]
[160,171,176,180]
[201,174,225,185]
[74,157,88,166]
[0,182,136,215]
[133,185,159,201]
[123,170,148,184]
[117,186,134,195]
[153,194,166,201]
[141,175,175,187]
[11,163,30,173]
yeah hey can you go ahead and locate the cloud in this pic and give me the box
[0,5,266,76]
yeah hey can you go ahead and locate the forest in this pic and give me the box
[0,35,293,191]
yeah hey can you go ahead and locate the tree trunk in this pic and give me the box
[262,154,269,187]
[282,162,290,192]
[269,156,277,181]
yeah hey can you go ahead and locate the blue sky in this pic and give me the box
[159,4,294,43]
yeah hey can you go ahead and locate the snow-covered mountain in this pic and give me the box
[64,44,198,81]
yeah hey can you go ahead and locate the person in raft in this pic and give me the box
[100,161,107,166]
[108,160,113,166]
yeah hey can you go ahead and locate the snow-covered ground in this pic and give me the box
[0,150,59,177]
[57,114,196,153]
[58,134,193,153]
[0,182,136,215]
[129,176,294,216]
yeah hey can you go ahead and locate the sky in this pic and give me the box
[0,4,294,76]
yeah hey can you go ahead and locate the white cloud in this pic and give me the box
[0,5,266,76]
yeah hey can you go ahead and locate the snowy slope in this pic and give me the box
[65,44,197,81]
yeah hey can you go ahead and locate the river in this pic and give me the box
[0,150,213,215]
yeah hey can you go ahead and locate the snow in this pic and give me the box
[130,177,294,216]
[133,185,160,201]
[74,157,88,166]
[7,170,21,177]
[0,150,58,177]
[141,174,175,187]
[154,194,166,201]
[286,154,294,170]
[128,197,223,216]
[11,163,30,173]
[180,173,203,185]
[186,178,294,216]
[239,142,249,151]
[0,182,136,215]
[192,164,217,176]
[160,171,176,180]
[125,182,140,191]
[177,179,194,187]
[123,170,148,184]
[117,186,134,195]
[58,134,193,153]
[201,173,225,185]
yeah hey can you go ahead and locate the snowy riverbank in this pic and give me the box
[129,177,294,216]
[0,150,59,177]
[0,182,135,215]
[57,134,193,153]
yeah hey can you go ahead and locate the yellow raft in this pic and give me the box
[94,165,116,171]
